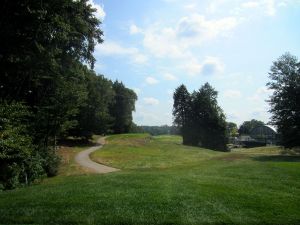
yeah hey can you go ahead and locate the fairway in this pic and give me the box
[1,134,300,225]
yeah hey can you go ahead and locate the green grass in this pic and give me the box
[1,134,300,225]
[58,135,102,176]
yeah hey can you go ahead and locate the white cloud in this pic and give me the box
[184,3,197,11]
[206,0,294,18]
[248,87,273,102]
[163,73,178,81]
[143,97,160,105]
[129,24,141,35]
[145,76,159,85]
[141,14,239,60]
[242,1,260,9]
[132,53,148,64]
[224,89,242,99]
[177,14,239,42]
[87,0,106,21]
[201,57,225,75]
[96,41,148,64]
[183,56,225,76]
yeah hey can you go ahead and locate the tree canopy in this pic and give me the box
[267,53,300,148]
[0,0,137,189]
[238,119,265,135]
[173,83,228,151]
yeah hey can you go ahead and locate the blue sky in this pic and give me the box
[90,0,300,126]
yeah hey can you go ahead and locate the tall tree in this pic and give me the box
[173,85,191,144]
[110,81,137,134]
[238,119,265,135]
[173,83,227,151]
[267,53,300,148]
[0,0,104,186]
[191,83,227,151]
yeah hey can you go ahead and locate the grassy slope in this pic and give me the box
[1,134,300,225]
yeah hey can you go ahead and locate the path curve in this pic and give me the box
[75,137,119,174]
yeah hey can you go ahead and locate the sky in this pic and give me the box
[90,0,300,126]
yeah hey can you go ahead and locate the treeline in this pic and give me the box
[173,83,228,151]
[0,0,136,189]
[138,125,179,136]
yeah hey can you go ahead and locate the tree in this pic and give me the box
[238,119,265,135]
[191,83,227,151]
[267,53,300,148]
[0,0,104,184]
[173,83,228,151]
[0,102,44,189]
[110,81,137,134]
[227,122,239,137]
[173,85,191,144]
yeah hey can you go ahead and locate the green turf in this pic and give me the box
[1,134,300,225]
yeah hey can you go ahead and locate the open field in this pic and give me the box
[1,134,300,224]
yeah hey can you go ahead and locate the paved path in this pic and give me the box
[75,137,119,174]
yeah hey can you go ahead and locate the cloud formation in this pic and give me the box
[143,97,160,105]
[145,77,159,85]
[95,41,148,64]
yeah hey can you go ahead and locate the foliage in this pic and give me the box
[226,122,239,137]
[238,119,265,135]
[139,125,179,136]
[267,53,300,148]
[172,85,191,144]
[0,102,44,189]
[109,81,137,134]
[0,0,137,188]
[173,83,228,151]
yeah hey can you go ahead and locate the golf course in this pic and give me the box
[1,134,299,225]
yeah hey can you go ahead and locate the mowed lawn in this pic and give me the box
[1,134,300,225]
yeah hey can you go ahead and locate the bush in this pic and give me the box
[0,102,45,189]
[43,147,61,177]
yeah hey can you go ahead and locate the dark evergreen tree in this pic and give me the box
[173,83,228,151]
[267,53,300,148]
[191,83,227,151]
[173,85,191,144]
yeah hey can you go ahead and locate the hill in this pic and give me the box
[1,134,300,224]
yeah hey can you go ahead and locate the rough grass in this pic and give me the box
[58,135,102,176]
[0,134,300,225]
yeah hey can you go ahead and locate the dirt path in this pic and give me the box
[75,137,119,174]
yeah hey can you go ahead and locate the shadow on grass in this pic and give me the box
[253,155,300,162]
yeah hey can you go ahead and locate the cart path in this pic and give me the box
[75,137,119,174]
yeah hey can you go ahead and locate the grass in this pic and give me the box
[58,135,102,176]
[0,134,300,224]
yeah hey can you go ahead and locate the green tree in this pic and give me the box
[227,122,239,137]
[267,53,300,148]
[0,0,103,179]
[173,83,227,151]
[191,83,227,151]
[68,71,115,139]
[0,102,44,189]
[238,119,265,135]
[110,81,137,134]
[173,85,191,144]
